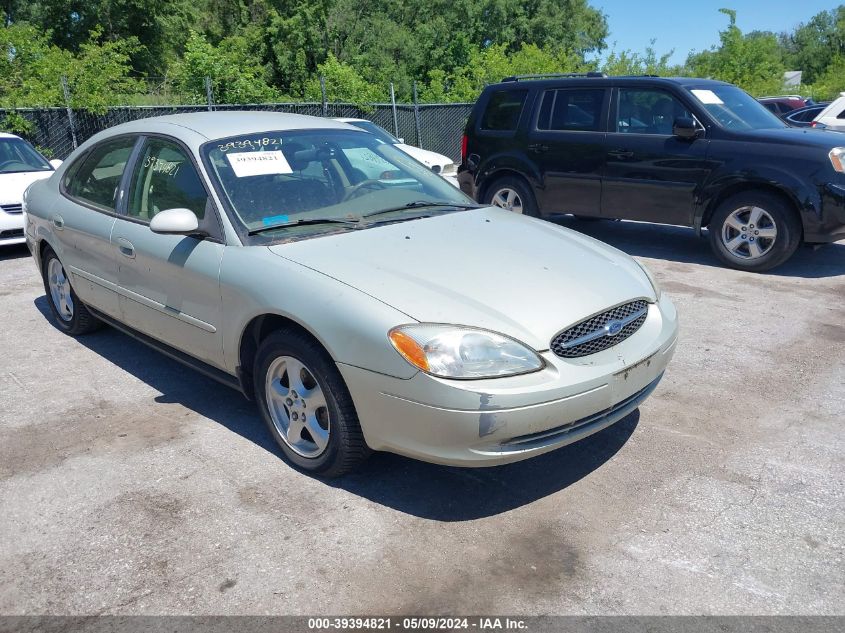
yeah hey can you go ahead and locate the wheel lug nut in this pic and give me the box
[749,237,755,241]
[754,230,759,235]
[291,412,298,421]
[741,234,747,239]
[285,398,292,406]
[741,226,747,231]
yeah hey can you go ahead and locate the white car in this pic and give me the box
[813,93,845,132]
[333,118,459,186]
[0,133,59,246]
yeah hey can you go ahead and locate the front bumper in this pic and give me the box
[0,206,25,245]
[806,183,845,243]
[339,294,678,466]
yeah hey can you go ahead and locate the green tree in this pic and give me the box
[304,53,386,105]
[602,41,683,76]
[0,23,143,111]
[686,8,786,96]
[421,43,582,102]
[779,6,845,85]
[171,30,280,104]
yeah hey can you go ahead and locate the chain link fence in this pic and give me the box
[1,99,473,163]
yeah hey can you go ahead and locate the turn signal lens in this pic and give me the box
[389,329,430,372]
[830,147,845,173]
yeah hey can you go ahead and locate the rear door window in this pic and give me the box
[65,137,138,211]
[480,89,528,131]
[537,89,605,132]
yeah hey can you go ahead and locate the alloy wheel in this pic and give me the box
[264,355,331,458]
[491,187,524,214]
[720,205,778,260]
[48,258,74,322]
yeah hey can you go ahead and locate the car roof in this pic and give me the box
[91,111,355,141]
[488,75,733,90]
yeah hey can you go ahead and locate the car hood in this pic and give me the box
[267,208,654,351]
[0,170,53,205]
[396,143,454,168]
[735,126,845,148]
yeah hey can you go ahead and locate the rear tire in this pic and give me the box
[254,329,370,477]
[708,191,801,272]
[41,247,102,335]
[484,176,539,217]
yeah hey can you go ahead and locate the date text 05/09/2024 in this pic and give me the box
[307,617,528,631]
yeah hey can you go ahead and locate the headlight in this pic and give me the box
[636,260,662,300]
[829,147,845,173]
[388,324,544,379]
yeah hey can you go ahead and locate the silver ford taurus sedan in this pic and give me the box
[24,112,678,476]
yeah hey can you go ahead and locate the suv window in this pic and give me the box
[481,89,528,131]
[537,89,604,131]
[617,89,693,135]
[65,137,137,210]
[127,138,207,221]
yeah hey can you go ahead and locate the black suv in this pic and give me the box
[458,74,845,271]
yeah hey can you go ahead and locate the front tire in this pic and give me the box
[41,247,102,335]
[254,329,370,477]
[484,176,539,217]
[708,192,801,272]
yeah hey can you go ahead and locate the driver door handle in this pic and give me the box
[528,143,550,153]
[608,149,635,160]
[116,237,135,259]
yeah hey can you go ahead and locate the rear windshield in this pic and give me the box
[481,89,528,131]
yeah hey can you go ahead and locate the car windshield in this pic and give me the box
[687,85,786,130]
[0,138,52,174]
[202,129,473,238]
[345,120,400,144]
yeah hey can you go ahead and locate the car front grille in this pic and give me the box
[551,300,649,358]
[1,203,23,214]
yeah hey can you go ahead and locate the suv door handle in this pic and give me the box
[116,237,135,259]
[528,143,550,153]
[51,215,64,230]
[608,149,635,160]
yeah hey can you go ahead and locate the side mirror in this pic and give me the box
[49,159,63,169]
[149,208,200,235]
[673,117,700,140]
[397,137,405,144]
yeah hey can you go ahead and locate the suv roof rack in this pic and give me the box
[501,72,607,82]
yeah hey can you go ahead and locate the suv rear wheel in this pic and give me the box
[708,192,801,272]
[484,177,538,217]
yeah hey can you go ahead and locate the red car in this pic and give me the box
[758,96,810,115]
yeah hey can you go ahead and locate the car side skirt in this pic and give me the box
[88,306,247,396]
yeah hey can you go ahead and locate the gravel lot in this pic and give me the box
[0,219,843,616]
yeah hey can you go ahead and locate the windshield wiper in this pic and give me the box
[361,201,481,220]
[248,216,360,235]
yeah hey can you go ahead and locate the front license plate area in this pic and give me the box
[613,352,657,400]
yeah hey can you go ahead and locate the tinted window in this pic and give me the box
[617,89,693,135]
[481,89,528,131]
[127,138,207,221]
[537,89,604,132]
[65,137,137,210]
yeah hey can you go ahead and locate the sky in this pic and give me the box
[592,0,838,64]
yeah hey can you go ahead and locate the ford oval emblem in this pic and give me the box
[605,320,624,336]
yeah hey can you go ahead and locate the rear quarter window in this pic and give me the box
[480,89,528,131]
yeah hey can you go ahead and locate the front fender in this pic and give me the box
[695,163,822,233]
[219,246,420,380]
